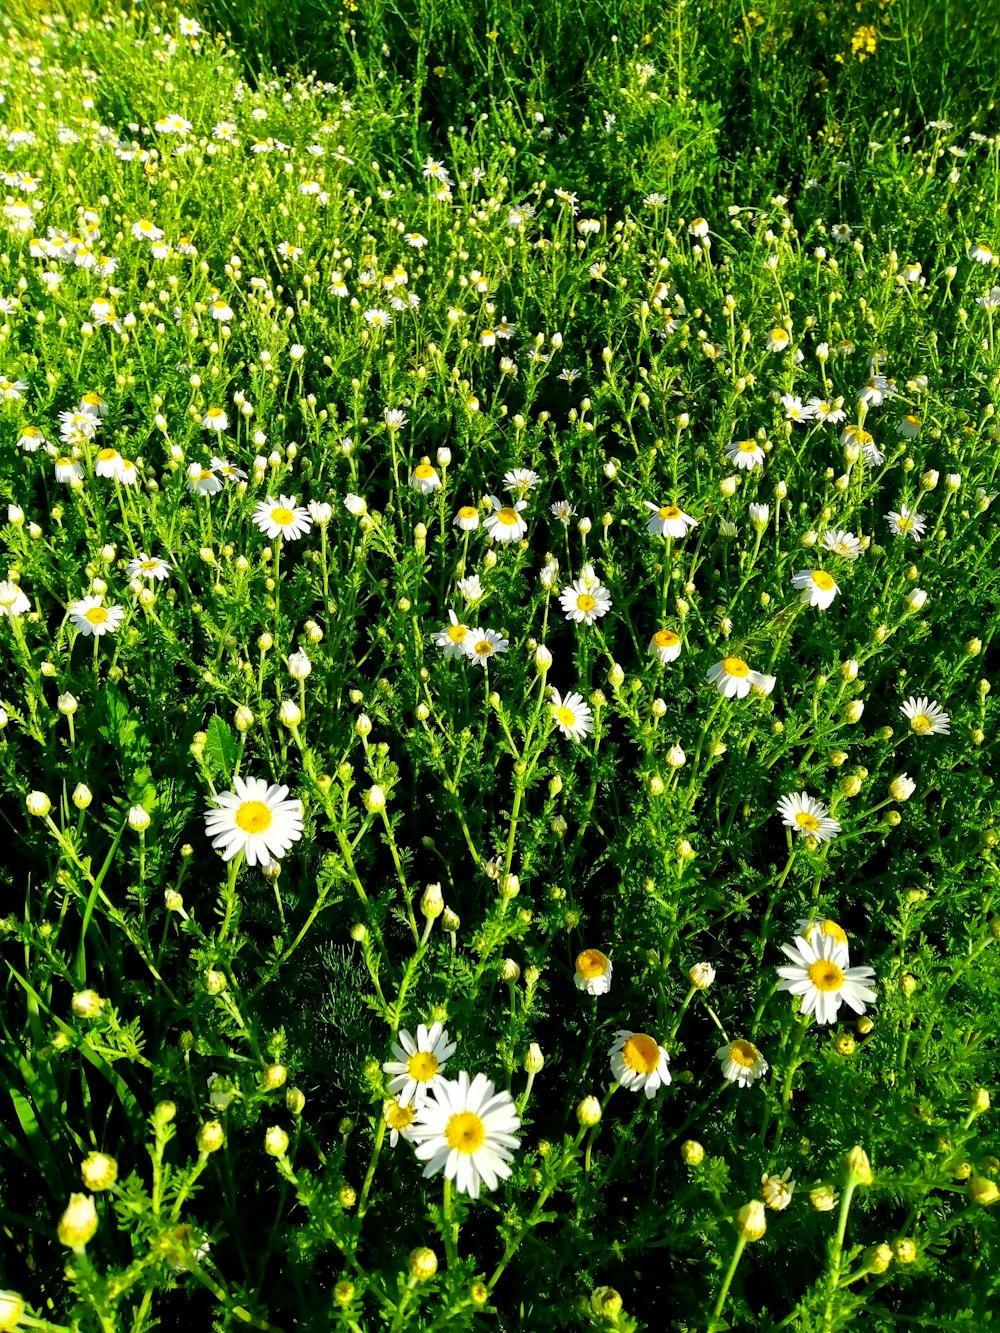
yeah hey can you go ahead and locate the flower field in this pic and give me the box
[1,1,998,1329]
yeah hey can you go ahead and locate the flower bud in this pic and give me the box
[577,1096,602,1128]
[810,1182,838,1212]
[287,649,311,680]
[524,1043,544,1074]
[689,962,716,990]
[970,1087,991,1115]
[420,882,444,919]
[264,1126,289,1158]
[843,1146,874,1187]
[204,969,228,995]
[58,1194,98,1251]
[355,713,372,737]
[840,775,863,797]
[333,1280,355,1306]
[128,805,151,832]
[197,1120,225,1154]
[234,704,254,731]
[865,1243,893,1274]
[500,958,520,983]
[80,1152,118,1191]
[0,1291,25,1331]
[262,1063,287,1091]
[890,773,916,802]
[840,659,859,681]
[73,783,93,810]
[278,699,302,727]
[364,785,386,812]
[892,1237,917,1265]
[591,1287,623,1319]
[26,791,51,817]
[409,1247,438,1282]
[72,990,104,1019]
[681,1139,704,1165]
[501,874,520,900]
[734,1200,767,1241]
[843,701,865,723]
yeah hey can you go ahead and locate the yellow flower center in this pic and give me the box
[199,469,214,481]
[83,395,101,408]
[445,1110,486,1154]
[555,706,576,727]
[497,507,519,525]
[23,427,40,438]
[141,560,159,571]
[386,1101,415,1131]
[812,571,835,591]
[458,506,478,520]
[576,593,597,613]
[474,639,493,656]
[447,624,467,644]
[97,448,118,462]
[896,516,913,531]
[271,507,294,525]
[658,505,681,520]
[85,607,108,625]
[576,949,610,980]
[817,919,848,946]
[722,656,750,677]
[905,415,920,427]
[234,800,273,834]
[414,464,436,480]
[807,959,845,992]
[654,630,680,649]
[621,1033,661,1075]
[795,812,820,832]
[407,1051,439,1083]
[770,328,788,342]
[738,439,759,453]
[728,1041,759,1069]
[910,713,932,735]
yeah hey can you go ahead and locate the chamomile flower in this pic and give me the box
[0,581,30,617]
[17,426,45,452]
[822,529,862,560]
[559,578,612,625]
[644,502,699,538]
[900,695,950,736]
[766,327,790,353]
[69,596,125,637]
[726,438,766,470]
[550,499,577,525]
[55,457,84,484]
[776,792,841,843]
[410,460,441,495]
[504,468,540,495]
[549,689,594,741]
[792,568,840,609]
[706,656,771,699]
[886,504,927,541]
[781,394,816,424]
[382,1023,457,1107]
[432,611,471,658]
[209,298,234,322]
[775,933,877,1025]
[187,464,222,496]
[453,505,480,532]
[484,496,528,543]
[203,775,304,866]
[253,496,312,541]
[465,628,509,666]
[457,574,483,603]
[201,407,229,432]
[210,456,248,482]
[409,1071,521,1200]
[383,1097,417,1148]
[968,242,995,264]
[80,393,109,420]
[126,553,171,582]
[897,414,922,439]
[795,919,849,951]
[717,1040,769,1088]
[649,629,683,664]
[609,1030,671,1099]
[94,447,124,480]
[574,949,613,996]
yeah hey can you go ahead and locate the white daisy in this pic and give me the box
[453,505,480,532]
[559,579,612,625]
[791,569,840,610]
[203,775,304,867]
[410,461,441,495]
[781,394,816,424]
[55,457,84,484]
[886,504,926,541]
[822,529,861,560]
[550,499,577,525]
[897,414,922,439]
[432,610,471,658]
[187,465,222,496]
[717,1039,769,1088]
[210,456,248,482]
[94,447,124,480]
[201,407,229,432]
[484,496,528,543]
[706,656,772,699]
[126,553,171,582]
[253,496,312,541]
[465,628,509,666]
[410,1071,521,1200]
[776,792,841,843]
[550,689,594,741]
[649,629,682,664]
[644,502,699,538]
[775,933,877,1026]
[726,438,766,470]
[69,596,125,637]
[382,1023,457,1107]
[609,1030,671,1099]
[574,949,612,996]
[210,298,234,322]
[504,468,541,495]
[456,574,483,603]
[766,328,790,352]
[0,581,30,617]
[17,426,45,452]
[383,1097,417,1148]
[900,695,950,736]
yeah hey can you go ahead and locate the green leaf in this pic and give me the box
[204,714,238,785]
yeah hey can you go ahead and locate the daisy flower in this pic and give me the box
[717,1039,769,1088]
[609,1030,671,1099]
[211,456,248,482]
[0,581,30,617]
[886,504,926,541]
[126,553,171,582]
[210,298,234,321]
[410,1071,521,1200]
[484,496,528,543]
[706,656,772,699]
[457,574,483,603]
[775,933,877,1025]
[792,569,840,610]
[795,918,848,951]
[453,505,480,532]
[202,407,229,432]
[382,1023,457,1107]
[203,775,304,866]
[766,327,790,352]
[69,596,125,637]
[432,610,471,658]
[550,499,577,525]
[94,447,124,480]
[187,465,223,496]
[897,413,922,439]
[776,792,841,843]
[383,1097,417,1148]
[253,496,312,541]
[726,438,766,470]
[574,948,612,996]
[17,426,45,452]
[131,219,164,242]
[410,460,441,495]
[550,689,594,741]
[968,242,995,264]
[644,502,699,538]
[649,629,682,664]
[781,394,816,424]
[55,457,84,484]
[504,468,540,495]
[559,578,612,625]
[822,529,861,560]
[465,627,508,666]
[900,695,950,736]
[118,459,140,488]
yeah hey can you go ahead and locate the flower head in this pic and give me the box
[574,949,613,996]
[644,502,698,538]
[559,578,612,625]
[609,1030,671,1099]
[775,933,877,1025]
[484,495,528,543]
[69,596,124,637]
[382,1023,457,1107]
[203,775,304,866]
[718,1039,769,1088]
[776,792,841,843]
[792,569,840,609]
[253,496,312,541]
[706,656,771,699]
[409,1071,521,1199]
[900,695,950,736]
[550,689,594,741]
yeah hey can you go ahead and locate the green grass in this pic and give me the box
[0,1,998,1330]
